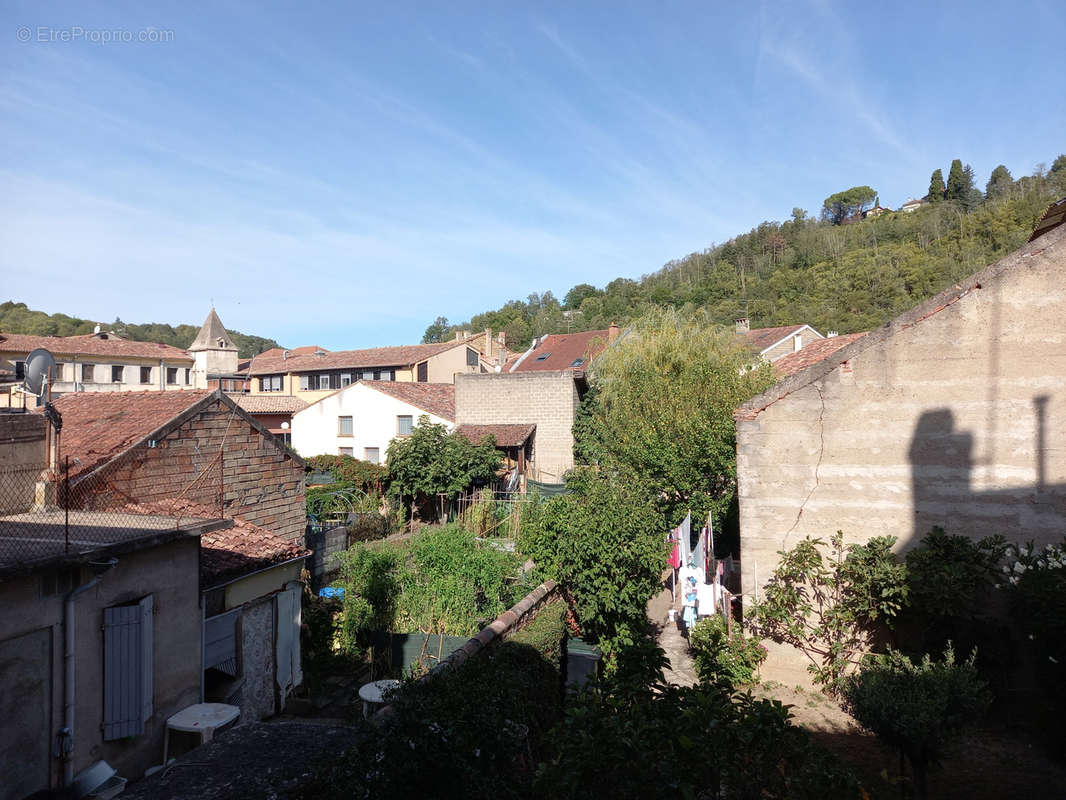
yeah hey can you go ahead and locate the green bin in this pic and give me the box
[566,637,601,691]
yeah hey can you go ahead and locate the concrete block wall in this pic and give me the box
[737,230,1066,685]
[455,372,580,482]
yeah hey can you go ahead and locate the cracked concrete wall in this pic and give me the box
[737,232,1066,685]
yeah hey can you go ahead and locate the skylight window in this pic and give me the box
[570,358,584,367]
[535,352,551,361]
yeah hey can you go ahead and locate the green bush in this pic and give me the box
[843,646,990,800]
[689,615,767,687]
[537,650,860,799]
[518,468,666,667]
[749,531,908,693]
[306,454,386,492]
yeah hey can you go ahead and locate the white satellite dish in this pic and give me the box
[24,348,57,397]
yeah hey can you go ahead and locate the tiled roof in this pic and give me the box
[772,333,868,378]
[229,394,309,414]
[246,342,460,376]
[455,423,536,448]
[118,499,309,586]
[50,390,213,478]
[361,380,455,421]
[1029,196,1066,243]
[0,332,193,362]
[509,329,611,372]
[738,324,810,353]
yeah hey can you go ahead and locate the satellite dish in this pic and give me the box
[280,421,290,429]
[24,348,57,397]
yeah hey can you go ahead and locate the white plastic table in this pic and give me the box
[162,703,240,764]
[358,679,400,718]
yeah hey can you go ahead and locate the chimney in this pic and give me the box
[484,328,492,359]
[827,331,838,338]
[497,330,506,349]
[455,331,463,341]
[608,322,619,343]
[735,318,749,334]
[463,330,471,340]
[93,324,101,335]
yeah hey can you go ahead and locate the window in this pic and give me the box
[102,595,153,740]
[260,375,283,392]
[318,374,331,390]
[14,361,25,380]
[535,352,551,361]
[166,367,178,385]
[338,416,353,436]
[140,366,152,384]
[381,370,395,382]
[570,358,584,367]
[397,415,413,436]
[364,447,380,464]
[184,368,191,385]
[466,348,479,367]
[362,371,374,381]
[417,362,428,382]
[300,375,311,391]
[111,365,124,383]
[340,373,352,387]
[80,363,94,383]
[54,363,65,381]
[339,447,353,456]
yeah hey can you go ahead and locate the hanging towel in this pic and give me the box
[668,541,681,569]
[678,512,692,567]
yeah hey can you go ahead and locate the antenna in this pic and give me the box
[24,348,57,398]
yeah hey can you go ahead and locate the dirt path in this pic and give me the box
[647,569,697,686]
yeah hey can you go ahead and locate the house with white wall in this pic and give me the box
[291,381,455,463]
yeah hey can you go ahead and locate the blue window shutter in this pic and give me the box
[102,595,153,740]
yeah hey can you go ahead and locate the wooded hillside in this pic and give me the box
[0,302,280,359]
[424,156,1066,349]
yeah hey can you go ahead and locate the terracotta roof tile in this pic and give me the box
[50,390,213,478]
[0,332,193,361]
[229,394,309,414]
[509,329,612,372]
[738,324,810,352]
[118,499,309,586]
[772,333,868,378]
[454,423,536,447]
[247,342,462,376]
[360,381,455,421]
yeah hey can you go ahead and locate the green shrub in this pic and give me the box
[749,531,907,693]
[689,615,767,687]
[843,645,990,800]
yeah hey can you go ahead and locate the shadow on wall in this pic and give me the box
[908,396,1065,546]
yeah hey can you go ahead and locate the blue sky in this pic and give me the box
[2,1,1064,349]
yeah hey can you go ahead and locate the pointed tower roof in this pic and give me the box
[189,308,237,352]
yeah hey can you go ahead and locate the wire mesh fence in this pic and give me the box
[0,442,228,573]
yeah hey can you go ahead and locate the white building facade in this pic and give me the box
[291,381,455,463]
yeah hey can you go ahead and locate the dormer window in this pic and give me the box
[217,338,226,348]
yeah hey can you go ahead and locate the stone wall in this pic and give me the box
[455,372,580,482]
[736,227,1066,685]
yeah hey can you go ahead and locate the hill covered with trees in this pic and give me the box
[424,155,1066,350]
[0,302,280,359]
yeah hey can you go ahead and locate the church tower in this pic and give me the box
[188,308,239,388]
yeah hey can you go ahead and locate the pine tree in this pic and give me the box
[985,165,1013,199]
[927,169,945,202]
[945,159,970,202]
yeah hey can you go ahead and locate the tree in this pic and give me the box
[563,283,601,309]
[1051,154,1066,175]
[421,315,450,343]
[844,646,990,800]
[385,417,501,521]
[985,164,1013,199]
[821,185,877,224]
[749,531,909,693]
[574,306,776,530]
[927,168,946,202]
[518,468,666,660]
[945,158,973,203]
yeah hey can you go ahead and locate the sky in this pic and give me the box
[2,1,1064,349]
